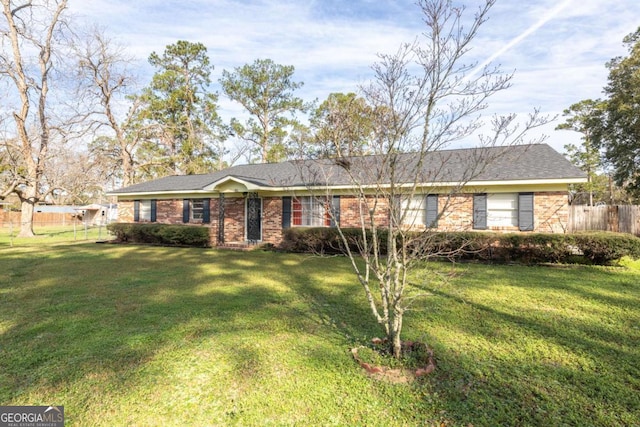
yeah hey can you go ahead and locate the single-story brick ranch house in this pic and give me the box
[107,144,586,247]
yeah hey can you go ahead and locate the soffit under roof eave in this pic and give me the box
[456,177,588,187]
[265,177,587,191]
[105,189,214,198]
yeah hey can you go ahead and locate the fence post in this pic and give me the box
[608,206,619,232]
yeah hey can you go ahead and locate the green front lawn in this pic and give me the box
[0,240,638,426]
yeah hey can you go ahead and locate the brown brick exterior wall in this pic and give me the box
[223,197,245,242]
[262,197,283,245]
[437,194,474,231]
[534,191,568,233]
[119,200,134,222]
[435,192,569,233]
[339,196,390,228]
[116,191,570,246]
[157,200,183,224]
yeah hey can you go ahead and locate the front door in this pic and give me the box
[246,195,262,242]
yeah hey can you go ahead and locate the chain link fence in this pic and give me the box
[0,212,114,246]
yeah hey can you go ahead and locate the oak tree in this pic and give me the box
[0,0,69,237]
[310,92,375,158]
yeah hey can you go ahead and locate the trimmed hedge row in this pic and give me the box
[107,223,210,247]
[281,227,640,265]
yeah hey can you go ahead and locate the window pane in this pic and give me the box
[487,193,518,227]
[292,198,302,226]
[140,200,151,221]
[292,196,329,227]
[311,199,325,226]
[301,197,312,226]
[191,199,204,220]
[402,196,425,226]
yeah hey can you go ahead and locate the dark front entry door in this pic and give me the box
[246,196,262,242]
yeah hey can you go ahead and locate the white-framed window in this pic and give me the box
[487,193,518,227]
[191,199,204,221]
[402,196,425,226]
[139,200,151,221]
[474,193,534,230]
[182,198,209,223]
[292,196,331,227]
[134,199,157,222]
[401,194,438,228]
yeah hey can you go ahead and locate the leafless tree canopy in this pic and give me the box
[71,26,143,188]
[298,0,551,358]
[0,0,70,236]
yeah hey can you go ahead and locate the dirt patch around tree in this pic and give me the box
[351,338,435,384]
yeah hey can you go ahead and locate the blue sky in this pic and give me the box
[70,0,640,154]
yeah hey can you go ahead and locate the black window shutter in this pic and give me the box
[202,198,211,223]
[282,196,292,228]
[134,200,140,222]
[330,196,341,227]
[473,194,487,230]
[150,199,157,222]
[182,199,190,223]
[426,194,438,228]
[518,193,534,231]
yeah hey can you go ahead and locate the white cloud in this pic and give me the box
[68,0,640,155]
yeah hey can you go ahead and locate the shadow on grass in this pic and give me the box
[0,244,375,414]
[409,265,640,426]
[504,265,640,311]
[2,245,638,425]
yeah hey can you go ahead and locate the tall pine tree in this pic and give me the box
[134,40,226,177]
[220,59,306,163]
[600,28,640,199]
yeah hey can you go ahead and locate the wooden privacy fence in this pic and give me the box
[569,205,640,236]
[0,211,81,227]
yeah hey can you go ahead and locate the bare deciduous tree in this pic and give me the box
[0,137,21,202]
[0,0,69,236]
[72,27,142,188]
[304,0,550,359]
[43,141,105,205]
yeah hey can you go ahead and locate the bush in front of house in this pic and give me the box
[107,223,210,247]
[281,227,341,254]
[419,231,495,260]
[281,228,505,260]
[281,228,640,265]
[493,233,574,264]
[281,227,388,255]
[572,232,640,264]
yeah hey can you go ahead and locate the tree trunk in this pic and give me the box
[17,188,36,237]
[389,309,403,359]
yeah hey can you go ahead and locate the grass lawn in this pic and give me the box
[0,236,639,426]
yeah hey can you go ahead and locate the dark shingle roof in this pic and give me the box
[109,144,586,195]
